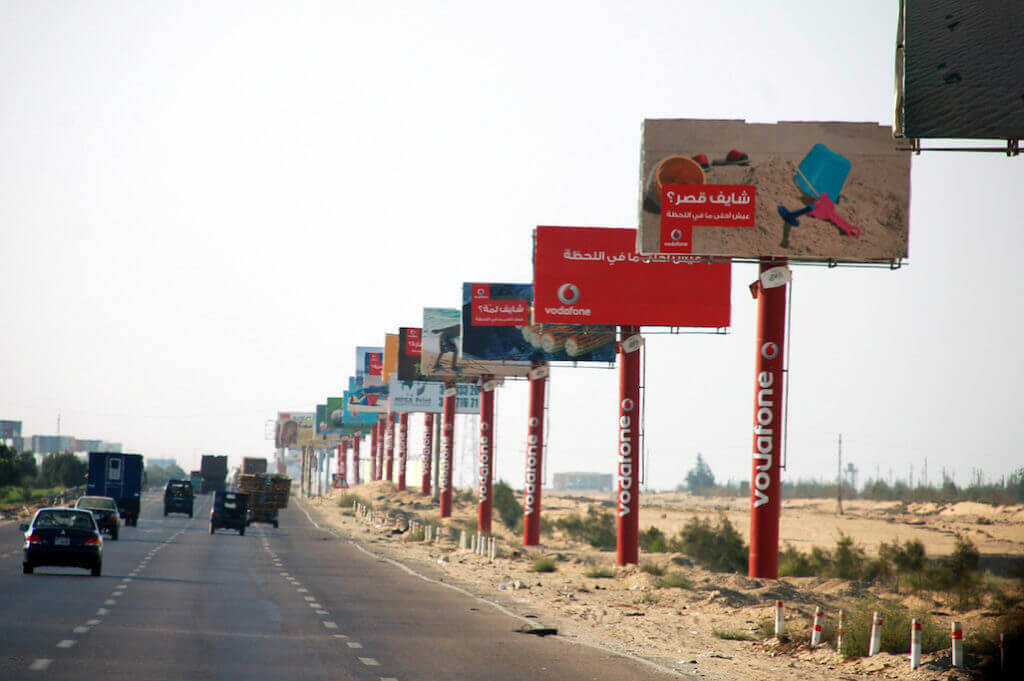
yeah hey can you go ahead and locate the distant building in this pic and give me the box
[73,439,103,453]
[31,435,75,455]
[551,472,614,492]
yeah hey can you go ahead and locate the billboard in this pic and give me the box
[637,120,911,262]
[355,346,384,388]
[533,226,731,327]
[382,334,399,384]
[341,384,379,428]
[462,283,616,363]
[389,380,480,414]
[275,412,315,448]
[421,308,532,380]
[895,1,1024,140]
[396,327,423,381]
[347,383,389,415]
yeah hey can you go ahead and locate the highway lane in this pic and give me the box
[1,494,686,681]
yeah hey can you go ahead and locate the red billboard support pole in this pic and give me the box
[369,422,379,482]
[337,440,347,482]
[376,416,386,481]
[523,363,547,546]
[439,382,456,517]
[352,434,361,485]
[421,412,433,495]
[749,258,788,579]
[478,376,496,534]
[385,410,396,482]
[397,413,409,491]
[616,326,642,566]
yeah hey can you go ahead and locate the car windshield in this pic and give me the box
[34,509,96,531]
[76,497,117,511]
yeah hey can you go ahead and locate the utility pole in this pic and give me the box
[837,433,843,516]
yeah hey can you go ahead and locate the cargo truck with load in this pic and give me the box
[237,474,291,528]
[241,457,267,475]
[200,454,228,494]
[87,452,144,526]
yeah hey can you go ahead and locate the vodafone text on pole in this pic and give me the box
[478,376,495,534]
[748,259,788,579]
[385,411,396,482]
[421,412,433,495]
[523,364,547,546]
[439,383,456,518]
[369,421,379,481]
[617,326,642,566]
[397,413,408,491]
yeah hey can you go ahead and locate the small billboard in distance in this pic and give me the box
[421,308,532,380]
[638,120,910,262]
[389,380,480,414]
[896,1,1024,140]
[355,346,384,388]
[396,327,423,382]
[533,226,731,327]
[382,334,399,383]
[462,283,616,363]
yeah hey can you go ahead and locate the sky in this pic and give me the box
[2,1,1022,492]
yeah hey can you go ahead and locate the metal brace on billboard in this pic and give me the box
[620,334,644,354]
[480,378,501,392]
[529,365,549,380]
[443,386,457,398]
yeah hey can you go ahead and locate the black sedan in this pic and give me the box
[21,508,103,576]
[75,495,121,540]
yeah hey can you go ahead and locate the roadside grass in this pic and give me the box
[529,557,558,573]
[584,565,616,578]
[654,572,692,589]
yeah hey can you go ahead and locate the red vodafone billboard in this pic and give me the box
[532,226,730,327]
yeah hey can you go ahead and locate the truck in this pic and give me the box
[237,474,291,528]
[200,454,228,494]
[86,452,144,526]
[241,457,267,475]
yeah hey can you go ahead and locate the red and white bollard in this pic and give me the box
[910,618,922,669]
[951,621,964,668]
[869,611,883,656]
[810,606,823,647]
[836,609,845,654]
[1000,632,1005,673]
[774,600,785,638]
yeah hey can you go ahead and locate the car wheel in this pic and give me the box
[23,563,33,575]
[91,561,102,577]
[189,511,193,518]
[239,525,245,536]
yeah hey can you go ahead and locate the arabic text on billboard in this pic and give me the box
[533,226,731,327]
[462,283,615,363]
[637,120,911,262]
[421,308,532,380]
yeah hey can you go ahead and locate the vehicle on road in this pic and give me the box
[210,491,248,535]
[87,452,144,526]
[238,473,290,528]
[21,507,103,576]
[74,495,121,540]
[163,479,194,517]
[200,454,228,494]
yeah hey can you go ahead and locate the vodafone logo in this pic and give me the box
[477,287,486,296]
[528,416,539,428]
[557,283,580,305]
[670,228,684,242]
[481,421,490,432]
[761,342,779,360]
[621,398,635,412]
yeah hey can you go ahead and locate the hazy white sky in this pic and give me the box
[2,1,1022,491]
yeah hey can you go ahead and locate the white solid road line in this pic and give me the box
[28,659,52,671]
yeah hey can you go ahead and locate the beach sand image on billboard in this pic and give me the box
[638,120,911,262]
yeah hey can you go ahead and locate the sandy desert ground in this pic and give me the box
[306,483,1023,681]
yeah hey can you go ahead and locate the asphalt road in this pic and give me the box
[0,493,684,681]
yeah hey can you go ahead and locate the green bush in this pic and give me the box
[639,526,668,553]
[778,543,815,577]
[640,561,665,576]
[585,565,616,578]
[493,480,523,532]
[670,515,748,573]
[655,572,692,589]
[529,557,557,573]
[713,628,753,641]
[555,505,616,549]
[839,599,946,659]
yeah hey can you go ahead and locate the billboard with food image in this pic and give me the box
[462,283,616,363]
[421,307,532,380]
[637,119,911,262]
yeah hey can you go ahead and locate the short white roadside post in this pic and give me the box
[951,621,964,668]
[774,600,785,638]
[459,529,467,550]
[910,618,922,670]
[810,607,823,647]
[868,611,883,657]
[836,609,845,655]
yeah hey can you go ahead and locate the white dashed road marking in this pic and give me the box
[86,619,101,625]
[323,621,337,629]
[28,659,52,671]
[97,608,109,616]
[347,642,362,649]
[104,599,116,605]
[56,640,75,648]
[73,626,89,634]
[359,657,379,666]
